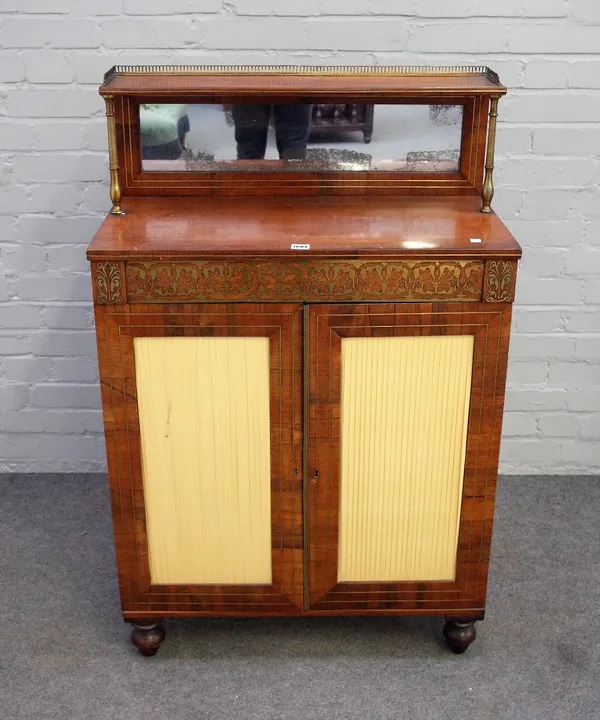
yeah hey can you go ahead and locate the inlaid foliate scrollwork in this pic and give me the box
[125,260,485,303]
[95,261,123,305]
[485,260,515,303]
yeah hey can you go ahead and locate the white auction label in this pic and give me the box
[470,238,482,243]
[291,243,310,250]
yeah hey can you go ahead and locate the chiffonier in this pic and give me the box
[87,65,521,656]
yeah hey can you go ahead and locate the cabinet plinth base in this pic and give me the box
[443,617,478,654]
[130,622,166,657]
[126,615,484,655]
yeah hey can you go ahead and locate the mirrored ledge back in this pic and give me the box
[139,101,464,174]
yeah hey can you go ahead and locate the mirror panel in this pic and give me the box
[140,103,463,173]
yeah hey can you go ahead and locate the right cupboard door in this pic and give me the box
[307,303,511,613]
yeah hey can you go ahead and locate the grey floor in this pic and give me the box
[1,474,598,720]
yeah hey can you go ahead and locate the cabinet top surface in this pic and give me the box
[87,195,521,260]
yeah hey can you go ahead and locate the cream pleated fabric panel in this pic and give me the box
[338,335,474,583]
[134,336,272,585]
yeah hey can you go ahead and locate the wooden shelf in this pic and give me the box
[100,65,507,99]
[87,195,521,260]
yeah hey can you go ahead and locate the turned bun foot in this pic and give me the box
[130,622,166,657]
[443,619,477,654]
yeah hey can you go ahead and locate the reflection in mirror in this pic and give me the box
[140,103,463,173]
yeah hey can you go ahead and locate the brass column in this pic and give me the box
[104,95,126,216]
[481,97,499,214]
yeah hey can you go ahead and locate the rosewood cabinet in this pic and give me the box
[88,66,520,656]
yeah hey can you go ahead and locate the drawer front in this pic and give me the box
[122,259,489,303]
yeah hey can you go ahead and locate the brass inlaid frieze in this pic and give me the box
[125,260,485,303]
[484,259,516,303]
[95,261,123,305]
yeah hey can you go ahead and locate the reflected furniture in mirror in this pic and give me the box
[311,103,374,143]
[140,103,190,160]
[88,66,520,656]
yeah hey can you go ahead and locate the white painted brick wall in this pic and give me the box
[0,2,599,474]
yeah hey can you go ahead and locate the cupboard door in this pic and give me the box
[307,303,511,613]
[99,303,303,615]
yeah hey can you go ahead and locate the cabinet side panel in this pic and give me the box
[338,335,474,583]
[134,336,272,585]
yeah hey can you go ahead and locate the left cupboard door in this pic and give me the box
[97,303,304,616]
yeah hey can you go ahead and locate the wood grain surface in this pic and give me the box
[101,67,506,98]
[87,195,521,259]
